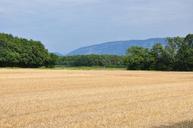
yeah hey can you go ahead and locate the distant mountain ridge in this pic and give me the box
[53,52,64,56]
[67,38,167,56]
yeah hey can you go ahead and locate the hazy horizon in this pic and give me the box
[0,0,193,54]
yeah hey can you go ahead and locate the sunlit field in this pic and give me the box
[0,69,193,128]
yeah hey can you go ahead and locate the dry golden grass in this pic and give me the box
[0,69,193,128]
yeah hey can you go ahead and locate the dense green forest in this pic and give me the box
[0,33,57,67]
[58,55,125,68]
[0,33,192,71]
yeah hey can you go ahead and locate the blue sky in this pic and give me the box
[0,0,192,54]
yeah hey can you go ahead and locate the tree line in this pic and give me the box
[58,55,125,68]
[59,34,193,71]
[0,32,192,71]
[0,33,57,67]
[125,34,193,71]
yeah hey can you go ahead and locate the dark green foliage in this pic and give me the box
[150,43,166,70]
[0,33,56,68]
[45,53,59,68]
[125,34,193,71]
[58,55,126,68]
[125,46,153,70]
[175,34,193,71]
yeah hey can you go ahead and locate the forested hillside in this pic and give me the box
[0,33,57,67]
[68,38,167,55]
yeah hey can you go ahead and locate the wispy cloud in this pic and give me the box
[0,0,192,53]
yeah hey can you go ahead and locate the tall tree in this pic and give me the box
[175,34,193,71]
[150,43,165,70]
[125,46,153,70]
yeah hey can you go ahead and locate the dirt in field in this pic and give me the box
[0,69,193,128]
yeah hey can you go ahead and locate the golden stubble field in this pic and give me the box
[0,69,193,128]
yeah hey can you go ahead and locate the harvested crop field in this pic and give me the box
[0,69,193,128]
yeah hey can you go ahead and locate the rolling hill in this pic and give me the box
[67,38,167,55]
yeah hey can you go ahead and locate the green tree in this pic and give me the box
[125,46,153,70]
[163,37,183,70]
[58,55,125,68]
[150,43,165,70]
[0,33,56,68]
[175,34,193,71]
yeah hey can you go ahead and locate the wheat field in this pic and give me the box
[0,69,193,128]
